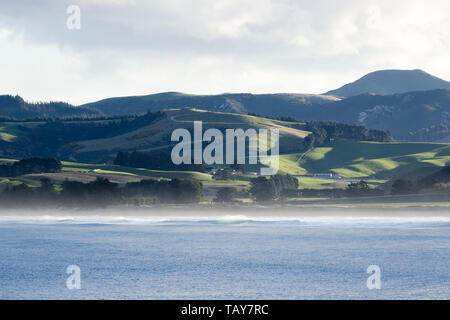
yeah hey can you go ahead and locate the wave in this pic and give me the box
[0,214,450,227]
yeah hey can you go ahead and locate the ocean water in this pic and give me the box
[0,212,449,299]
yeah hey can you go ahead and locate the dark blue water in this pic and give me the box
[0,215,449,299]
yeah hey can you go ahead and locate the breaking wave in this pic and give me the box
[0,213,449,227]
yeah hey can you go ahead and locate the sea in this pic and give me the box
[0,209,449,299]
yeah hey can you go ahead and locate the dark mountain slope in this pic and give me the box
[80,92,339,117]
[80,89,450,140]
[316,89,450,139]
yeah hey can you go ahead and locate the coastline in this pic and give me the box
[1,203,450,219]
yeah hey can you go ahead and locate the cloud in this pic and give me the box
[0,0,449,104]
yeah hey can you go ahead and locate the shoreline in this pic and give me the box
[1,203,450,219]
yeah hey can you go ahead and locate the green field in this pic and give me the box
[3,137,450,190]
[61,162,258,189]
[0,123,22,142]
[3,108,450,190]
[61,161,214,181]
[277,140,450,179]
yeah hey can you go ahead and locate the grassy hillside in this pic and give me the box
[278,140,450,179]
[70,108,311,161]
[0,122,41,142]
[3,108,450,185]
[0,158,215,189]
[61,161,213,181]
[0,137,447,193]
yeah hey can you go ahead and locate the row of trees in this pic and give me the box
[248,174,300,201]
[0,157,61,177]
[123,178,203,203]
[213,178,385,203]
[244,178,384,201]
[390,166,450,195]
[0,114,143,123]
[213,175,299,202]
[0,177,120,207]
[0,94,99,119]
[247,113,297,123]
[0,174,301,206]
[5,166,448,207]
[0,177,203,208]
[303,121,392,149]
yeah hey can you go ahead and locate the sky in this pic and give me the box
[0,0,449,105]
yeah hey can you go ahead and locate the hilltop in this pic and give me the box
[325,69,450,98]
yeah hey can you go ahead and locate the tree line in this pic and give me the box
[0,157,62,177]
[0,176,203,208]
[390,165,450,195]
[0,113,143,123]
[303,121,392,149]
[214,174,300,202]
[0,94,100,119]
[0,173,302,207]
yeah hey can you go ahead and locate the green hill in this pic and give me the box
[2,108,450,183]
[65,111,450,180]
[68,108,311,162]
[278,140,450,179]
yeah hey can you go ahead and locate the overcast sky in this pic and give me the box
[0,0,449,105]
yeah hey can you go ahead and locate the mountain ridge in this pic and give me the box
[2,69,450,141]
[80,92,340,117]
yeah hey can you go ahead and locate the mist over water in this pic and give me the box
[0,208,449,299]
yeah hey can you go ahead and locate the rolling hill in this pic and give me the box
[64,108,311,162]
[325,69,450,98]
[294,140,450,179]
[2,107,450,194]
[3,108,449,180]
